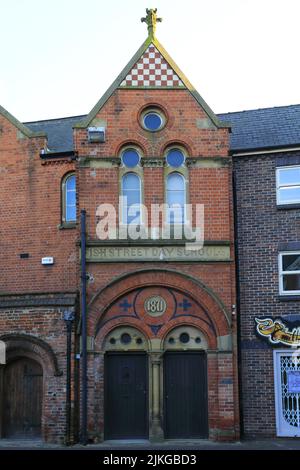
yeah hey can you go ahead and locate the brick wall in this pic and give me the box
[233,151,300,437]
[0,78,238,442]
[0,114,78,294]
[0,305,74,443]
[74,85,239,441]
[76,87,234,310]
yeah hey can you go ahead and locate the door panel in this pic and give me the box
[105,353,148,439]
[3,358,43,438]
[274,350,300,436]
[164,352,208,438]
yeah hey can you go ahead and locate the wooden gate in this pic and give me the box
[164,351,208,438]
[2,358,43,438]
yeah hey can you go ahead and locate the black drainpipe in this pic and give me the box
[80,209,88,445]
[232,167,244,438]
[63,308,75,445]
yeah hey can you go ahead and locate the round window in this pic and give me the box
[121,148,140,168]
[166,148,185,167]
[179,332,190,344]
[143,112,162,131]
[120,333,132,345]
[141,108,165,132]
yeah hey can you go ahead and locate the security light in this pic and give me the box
[88,127,106,143]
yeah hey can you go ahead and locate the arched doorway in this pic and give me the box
[2,357,43,438]
[163,326,208,439]
[103,326,149,440]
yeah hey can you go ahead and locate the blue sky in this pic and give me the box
[1,0,300,121]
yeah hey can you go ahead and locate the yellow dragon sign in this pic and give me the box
[255,318,300,347]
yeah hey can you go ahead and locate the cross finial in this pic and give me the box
[141,8,162,38]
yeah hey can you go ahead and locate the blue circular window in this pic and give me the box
[143,112,162,131]
[121,148,140,167]
[166,148,185,167]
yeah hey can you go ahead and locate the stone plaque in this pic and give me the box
[85,244,230,263]
[144,296,167,317]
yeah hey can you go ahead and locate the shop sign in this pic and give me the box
[255,317,300,347]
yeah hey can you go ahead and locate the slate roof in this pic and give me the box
[22,104,300,154]
[218,104,300,152]
[25,115,85,153]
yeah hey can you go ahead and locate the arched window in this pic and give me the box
[166,148,185,168]
[166,172,185,224]
[121,173,141,224]
[62,174,76,223]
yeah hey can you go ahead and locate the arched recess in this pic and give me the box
[0,334,62,440]
[102,325,150,440]
[90,271,235,441]
[90,268,231,350]
[0,334,62,376]
[162,325,209,439]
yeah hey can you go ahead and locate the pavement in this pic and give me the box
[0,438,299,450]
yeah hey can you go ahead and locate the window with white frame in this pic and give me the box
[279,252,300,295]
[121,173,141,224]
[276,166,300,205]
[62,173,76,223]
[166,172,186,224]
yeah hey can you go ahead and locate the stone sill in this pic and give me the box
[276,204,300,210]
[58,222,77,230]
[278,295,300,302]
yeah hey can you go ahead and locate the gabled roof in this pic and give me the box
[218,104,300,152]
[0,104,46,139]
[74,35,229,130]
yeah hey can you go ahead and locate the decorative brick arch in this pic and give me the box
[89,268,231,350]
[0,333,62,376]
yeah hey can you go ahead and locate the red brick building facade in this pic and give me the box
[0,11,239,443]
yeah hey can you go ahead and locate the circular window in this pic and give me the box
[121,148,140,168]
[166,148,185,167]
[136,338,143,345]
[168,337,175,344]
[143,112,163,131]
[109,338,116,345]
[141,108,165,132]
[179,332,190,344]
[195,337,201,344]
[120,333,132,345]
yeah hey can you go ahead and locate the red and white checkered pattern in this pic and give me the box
[120,44,185,88]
